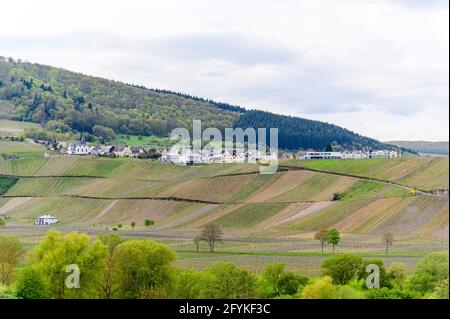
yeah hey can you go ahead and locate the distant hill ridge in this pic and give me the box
[389,141,449,156]
[0,56,392,151]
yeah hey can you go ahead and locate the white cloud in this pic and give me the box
[0,0,448,141]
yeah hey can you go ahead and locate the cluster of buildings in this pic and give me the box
[160,148,278,165]
[63,141,400,164]
[67,141,159,158]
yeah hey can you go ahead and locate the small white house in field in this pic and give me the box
[34,215,59,226]
[67,141,90,155]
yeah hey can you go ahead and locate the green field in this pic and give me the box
[0,175,18,194]
[0,119,41,136]
[114,134,175,148]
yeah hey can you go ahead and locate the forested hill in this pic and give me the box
[0,57,241,136]
[0,56,391,150]
[234,110,389,150]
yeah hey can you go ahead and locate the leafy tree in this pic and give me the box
[326,229,340,253]
[301,276,337,299]
[93,125,116,143]
[27,230,108,298]
[130,221,136,229]
[277,272,309,296]
[388,262,407,290]
[144,219,154,228]
[98,234,123,299]
[321,254,363,285]
[314,229,329,253]
[198,224,223,253]
[261,263,309,297]
[324,143,333,152]
[0,236,23,285]
[113,239,177,298]
[382,232,394,254]
[14,267,49,299]
[301,276,363,299]
[357,259,392,289]
[408,253,448,294]
[432,279,449,299]
[206,263,256,298]
[0,218,5,226]
[173,269,215,299]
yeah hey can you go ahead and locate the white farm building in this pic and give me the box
[34,215,59,226]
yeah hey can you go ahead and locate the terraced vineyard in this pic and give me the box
[281,157,449,191]
[0,154,448,254]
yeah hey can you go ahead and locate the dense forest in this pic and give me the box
[234,110,389,150]
[0,57,392,150]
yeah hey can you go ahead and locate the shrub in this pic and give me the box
[206,263,256,298]
[321,254,363,285]
[14,267,49,299]
[366,287,418,299]
[261,263,309,297]
[408,253,448,294]
[301,276,364,299]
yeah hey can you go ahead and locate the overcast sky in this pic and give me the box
[1,0,448,141]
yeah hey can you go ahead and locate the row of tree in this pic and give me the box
[0,231,447,299]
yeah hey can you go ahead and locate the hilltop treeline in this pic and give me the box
[0,57,390,150]
[235,110,389,150]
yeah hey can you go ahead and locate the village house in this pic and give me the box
[278,151,293,160]
[89,145,102,156]
[96,145,115,156]
[341,150,369,159]
[34,214,59,226]
[130,146,145,158]
[67,141,90,155]
[113,146,133,157]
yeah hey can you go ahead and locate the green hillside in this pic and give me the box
[0,57,391,150]
[280,157,449,191]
